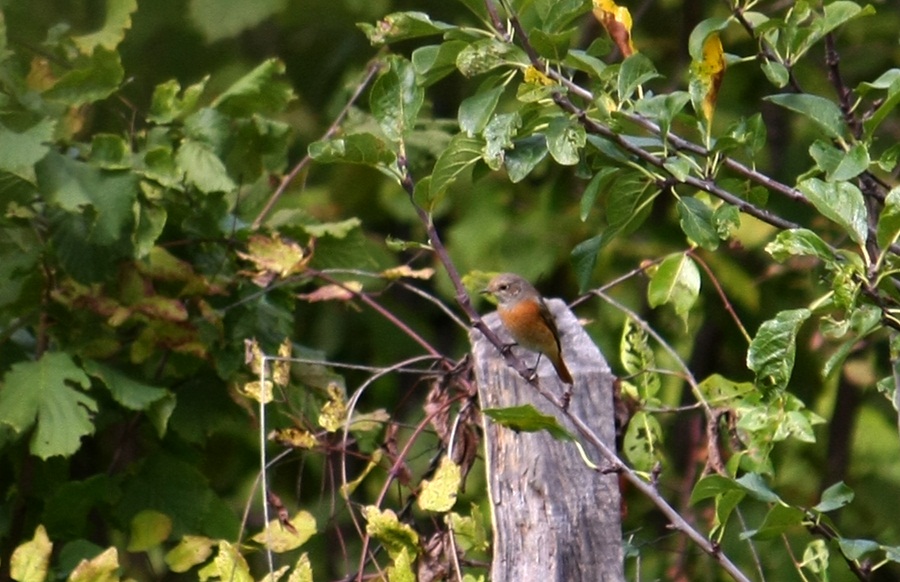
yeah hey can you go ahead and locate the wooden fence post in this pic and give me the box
[470,298,624,581]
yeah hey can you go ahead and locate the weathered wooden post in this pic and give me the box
[471,298,624,581]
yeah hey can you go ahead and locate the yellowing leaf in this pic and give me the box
[165,535,215,573]
[592,0,636,57]
[244,337,264,375]
[127,509,172,552]
[251,511,317,552]
[363,506,419,559]
[341,448,384,498]
[236,233,309,287]
[418,457,461,512]
[202,541,252,582]
[274,337,292,387]
[69,547,119,582]
[297,281,362,303]
[523,66,553,86]
[239,380,274,403]
[318,384,347,432]
[689,32,726,126]
[269,427,318,449]
[349,409,390,433]
[381,266,435,280]
[10,525,52,582]
[286,553,313,582]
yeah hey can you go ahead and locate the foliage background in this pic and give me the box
[2,0,900,580]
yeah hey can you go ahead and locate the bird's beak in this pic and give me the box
[479,287,491,296]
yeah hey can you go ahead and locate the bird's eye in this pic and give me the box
[498,284,508,291]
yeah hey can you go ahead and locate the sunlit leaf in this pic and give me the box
[623,410,663,471]
[592,0,636,57]
[647,253,701,327]
[165,535,215,573]
[798,178,867,245]
[358,11,454,45]
[127,510,172,552]
[418,457,461,512]
[72,0,137,54]
[252,511,317,552]
[69,547,119,582]
[370,56,424,142]
[10,525,52,582]
[765,228,834,262]
[430,133,484,200]
[318,384,347,432]
[876,187,900,249]
[308,133,396,167]
[764,93,847,140]
[677,196,720,250]
[212,58,294,116]
[363,506,420,559]
[482,405,573,441]
[689,30,726,126]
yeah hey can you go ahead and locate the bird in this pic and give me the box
[481,273,574,385]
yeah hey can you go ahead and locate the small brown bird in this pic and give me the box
[481,273,574,385]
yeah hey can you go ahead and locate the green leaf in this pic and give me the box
[735,472,781,503]
[877,187,900,249]
[647,253,701,326]
[189,0,288,42]
[677,196,720,250]
[165,536,215,573]
[623,410,664,471]
[0,117,55,182]
[0,352,96,459]
[363,506,419,559]
[620,316,660,400]
[212,58,294,116]
[765,228,834,262]
[308,133,396,167]
[761,60,789,88]
[459,85,505,136]
[764,93,847,140]
[148,77,208,124]
[43,47,124,106]
[82,360,170,411]
[690,474,744,504]
[504,135,548,183]
[809,140,869,182]
[72,0,137,54]
[370,56,424,142]
[176,139,236,193]
[545,116,585,166]
[37,151,138,244]
[838,538,880,561]
[688,17,730,61]
[429,133,484,199]
[696,374,756,406]
[456,38,526,77]
[358,11,455,45]
[742,505,805,540]
[418,457,461,512]
[412,41,467,87]
[747,308,811,393]
[617,53,660,101]
[483,112,521,171]
[482,405,574,441]
[798,178,867,245]
[580,167,618,221]
[814,481,854,512]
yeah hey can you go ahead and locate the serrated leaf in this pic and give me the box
[43,47,124,106]
[482,405,573,441]
[370,56,424,142]
[213,58,294,116]
[747,308,811,393]
[0,117,55,182]
[647,253,701,326]
[176,139,236,193]
[798,177,867,245]
[765,228,834,262]
[82,360,169,411]
[72,0,137,54]
[0,352,96,459]
[677,196,720,250]
[418,457,461,512]
[764,93,847,140]
[545,116,585,166]
[814,481,854,512]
